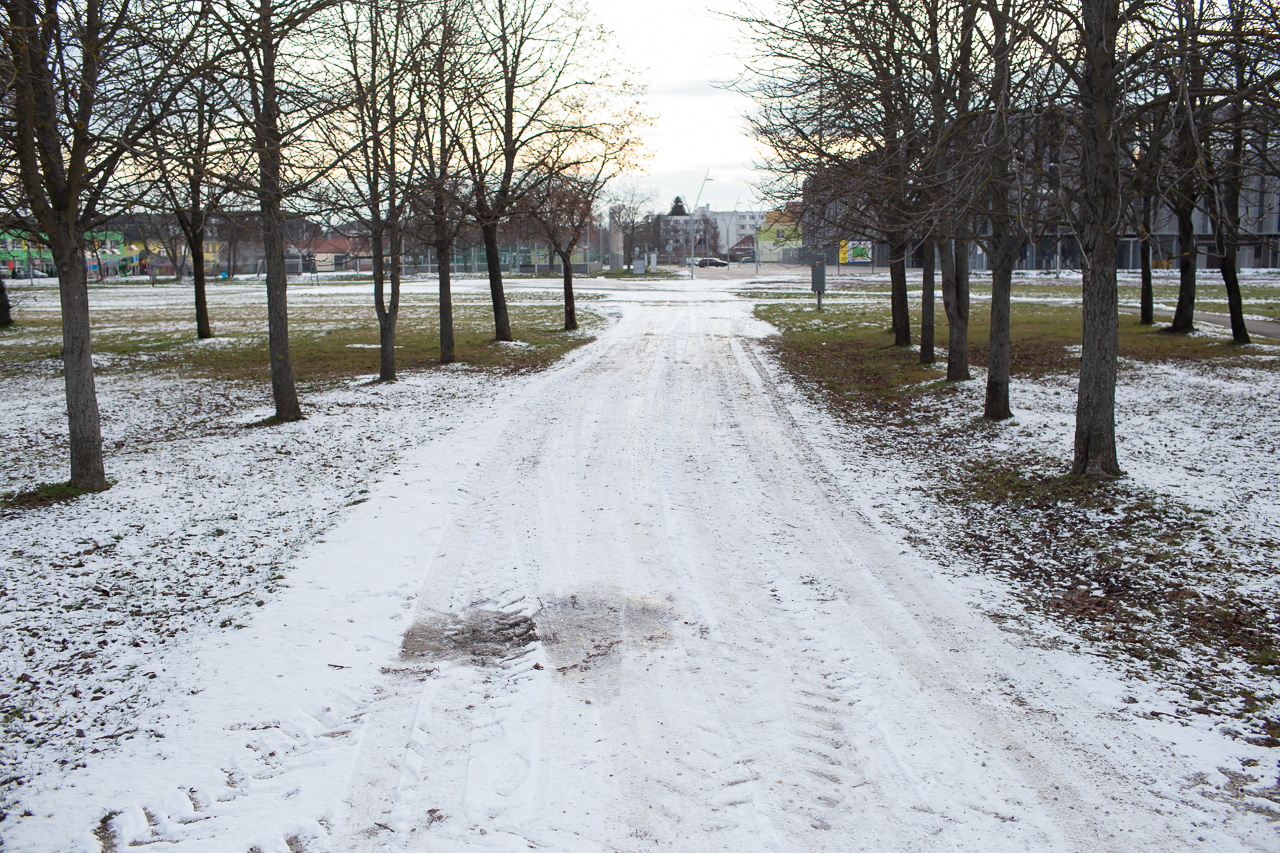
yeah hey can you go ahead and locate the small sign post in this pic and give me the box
[811,259,826,310]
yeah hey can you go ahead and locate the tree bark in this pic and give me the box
[385,224,402,379]
[50,230,109,490]
[1217,236,1249,344]
[1139,195,1154,325]
[940,236,971,380]
[433,203,456,364]
[0,279,12,326]
[191,210,212,339]
[1169,200,1197,332]
[560,248,577,331]
[262,203,301,419]
[920,240,935,364]
[984,219,1014,420]
[257,4,302,421]
[481,222,513,341]
[378,308,397,379]
[438,247,455,364]
[1074,246,1121,478]
[227,231,239,277]
[1213,51,1250,345]
[371,224,399,382]
[889,236,911,347]
[1071,0,1123,479]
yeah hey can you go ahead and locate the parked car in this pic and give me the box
[697,257,728,267]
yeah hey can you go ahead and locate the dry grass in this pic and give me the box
[756,293,1280,743]
[0,285,600,386]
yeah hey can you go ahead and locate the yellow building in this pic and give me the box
[757,210,803,263]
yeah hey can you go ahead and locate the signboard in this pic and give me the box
[839,240,870,263]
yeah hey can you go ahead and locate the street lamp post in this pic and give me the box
[687,170,713,275]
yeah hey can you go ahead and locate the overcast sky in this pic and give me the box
[592,0,768,215]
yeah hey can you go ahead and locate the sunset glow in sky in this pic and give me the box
[592,0,767,214]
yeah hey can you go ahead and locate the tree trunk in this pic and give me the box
[941,236,971,380]
[192,215,212,338]
[433,206,456,364]
[262,206,301,419]
[560,248,577,331]
[1071,0,1123,479]
[386,224,402,378]
[1169,200,1197,332]
[1139,195,1153,325]
[919,239,935,365]
[1218,240,1249,344]
[257,12,302,422]
[438,249,455,364]
[985,221,1014,420]
[371,225,397,382]
[1214,67,1250,344]
[50,231,109,490]
[1074,246,1121,478]
[481,222,513,341]
[0,279,12,326]
[889,236,911,347]
[378,309,397,379]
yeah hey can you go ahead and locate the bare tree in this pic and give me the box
[409,0,478,364]
[926,0,981,381]
[142,29,248,339]
[523,173,594,328]
[1061,0,1129,477]
[607,183,657,260]
[972,0,1066,420]
[1162,0,1213,333]
[1196,0,1280,343]
[127,211,187,282]
[1,0,200,489]
[456,0,629,341]
[738,0,988,354]
[322,0,440,381]
[212,0,338,420]
[527,112,642,328]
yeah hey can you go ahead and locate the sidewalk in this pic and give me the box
[1121,306,1280,340]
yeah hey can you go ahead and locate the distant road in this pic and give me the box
[1120,306,1280,340]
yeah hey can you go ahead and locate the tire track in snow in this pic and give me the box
[327,296,1263,852]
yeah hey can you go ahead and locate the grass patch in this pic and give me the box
[2,482,100,510]
[592,268,685,280]
[753,296,1276,421]
[950,458,1114,510]
[957,301,1278,378]
[0,290,601,386]
[756,290,1280,743]
[755,302,946,418]
[925,453,1280,741]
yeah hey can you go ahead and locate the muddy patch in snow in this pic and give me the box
[398,596,674,672]
[400,608,539,665]
[537,594,672,674]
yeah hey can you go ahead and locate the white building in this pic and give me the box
[691,206,769,258]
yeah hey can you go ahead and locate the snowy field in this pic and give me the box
[2,272,1280,851]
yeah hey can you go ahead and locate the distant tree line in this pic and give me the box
[738,0,1280,479]
[0,0,645,490]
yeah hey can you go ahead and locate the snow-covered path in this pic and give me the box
[10,290,1274,851]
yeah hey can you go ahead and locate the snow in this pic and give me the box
[3,273,1280,851]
